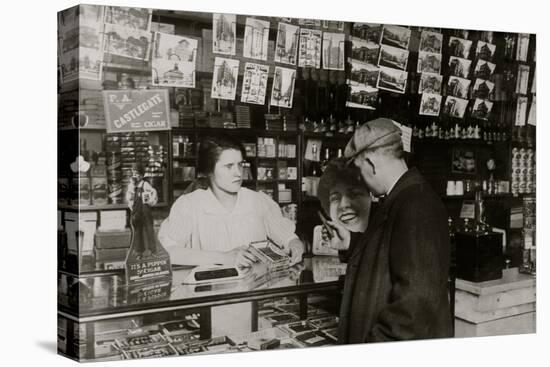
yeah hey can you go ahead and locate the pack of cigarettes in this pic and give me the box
[308,315,339,330]
[115,332,168,349]
[264,313,299,326]
[278,320,317,336]
[248,240,291,271]
[121,344,177,359]
[294,331,335,347]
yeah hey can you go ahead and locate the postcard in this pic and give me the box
[104,6,152,31]
[244,18,270,61]
[213,13,237,55]
[377,66,408,94]
[448,56,472,78]
[476,41,496,61]
[103,23,152,60]
[346,84,378,110]
[516,64,530,95]
[275,22,300,65]
[442,96,468,118]
[527,96,536,126]
[378,44,409,71]
[60,47,103,83]
[472,78,495,100]
[381,25,411,50]
[352,23,381,44]
[516,33,530,62]
[153,32,197,63]
[270,66,296,108]
[298,28,322,68]
[241,62,269,105]
[471,98,493,120]
[515,96,528,126]
[322,32,346,70]
[448,37,472,58]
[322,20,345,31]
[419,93,442,116]
[417,51,442,74]
[418,72,442,94]
[419,31,443,53]
[349,59,379,88]
[473,59,496,79]
[211,57,239,100]
[447,76,471,99]
[351,37,380,65]
[152,58,195,88]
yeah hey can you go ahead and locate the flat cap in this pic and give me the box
[344,118,402,161]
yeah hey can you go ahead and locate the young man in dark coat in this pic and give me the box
[328,117,453,343]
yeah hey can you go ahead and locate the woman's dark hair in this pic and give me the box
[197,135,246,176]
[317,157,369,214]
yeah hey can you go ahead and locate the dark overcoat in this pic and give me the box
[338,168,453,343]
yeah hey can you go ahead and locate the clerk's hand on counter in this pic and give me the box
[229,246,258,268]
[288,238,305,266]
[327,220,351,251]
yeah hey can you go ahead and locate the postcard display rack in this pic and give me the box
[57,4,536,362]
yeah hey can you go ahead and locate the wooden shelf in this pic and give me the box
[58,202,169,211]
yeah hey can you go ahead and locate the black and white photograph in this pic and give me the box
[104,6,152,31]
[472,78,495,100]
[473,59,496,79]
[352,22,382,44]
[380,24,411,49]
[448,56,472,78]
[471,98,493,120]
[349,59,380,88]
[322,20,345,31]
[213,13,236,55]
[420,30,443,53]
[103,23,152,60]
[515,96,528,125]
[53,3,539,364]
[417,51,442,74]
[479,30,494,43]
[418,72,442,94]
[322,32,346,70]
[516,64,530,95]
[275,22,300,65]
[442,95,468,118]
[528,96,536,125]
[516,33,530,62]
[451,148,477,174]
[475,40,496,61]
[351,36,380,64]
[448,36,472,58]
[419,93,442,116]
[446,76,471,99]
[241,62,269,105]
[346,84,378,109]
[271,66,296,108]
[152,33,198,88]
[211,57,239,100]
[377,66,408,93]
[299,28,323,68]
[243,17,270,61]
[378,44,409,71]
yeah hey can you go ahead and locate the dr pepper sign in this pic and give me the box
[103,89,171,133]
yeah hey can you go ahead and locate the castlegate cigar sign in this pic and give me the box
[103,89,171,133]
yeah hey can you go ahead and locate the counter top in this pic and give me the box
[58,256,346,323]
[456,268,536,296]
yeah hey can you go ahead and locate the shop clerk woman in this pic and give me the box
[158,136,305,268]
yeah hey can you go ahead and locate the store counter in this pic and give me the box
[57,256,346,360]
[454,268,536,337]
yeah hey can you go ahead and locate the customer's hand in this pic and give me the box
[230,246,258,268]
[288,239,305,265]
[327,220,351,251]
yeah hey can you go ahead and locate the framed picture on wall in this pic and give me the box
[451,147,477,174]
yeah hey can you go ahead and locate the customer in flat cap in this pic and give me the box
[326,118,452,343]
